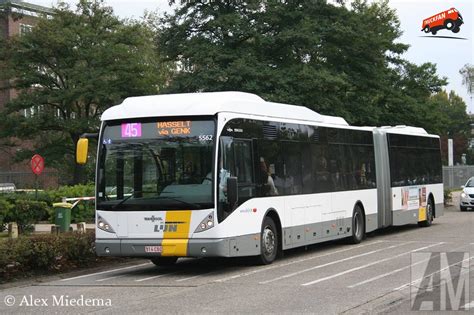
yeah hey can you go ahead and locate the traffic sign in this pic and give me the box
[31,154,45,175]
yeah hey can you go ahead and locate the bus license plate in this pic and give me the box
[145,246,162,253]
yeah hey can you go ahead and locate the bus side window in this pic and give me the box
[234,140,256,201]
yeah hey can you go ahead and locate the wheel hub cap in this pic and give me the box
[263,227,275,255]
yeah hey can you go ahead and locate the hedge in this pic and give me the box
[0,184,95,232]
[0,231,98,282]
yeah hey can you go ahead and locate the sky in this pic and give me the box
[27,0,474,112]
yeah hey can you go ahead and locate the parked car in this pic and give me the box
[460,177,474,211]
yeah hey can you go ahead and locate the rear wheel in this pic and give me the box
[445,20,455,30]
[418,198,434,227]
[256,216,278,265]
[431,30,437,35]
[150,257,178,266]
[349,205,365,244]
[423,26,430,33]
[452,27,460,33]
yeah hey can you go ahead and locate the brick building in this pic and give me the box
[0,0,57,188]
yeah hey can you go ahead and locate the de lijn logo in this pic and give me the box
[421,7,464,35]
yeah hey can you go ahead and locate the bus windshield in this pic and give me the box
[97,118,215,211]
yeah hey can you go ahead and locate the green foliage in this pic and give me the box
[0,199,13,232]
[0,0,167,184]
[0,231,96,281]
[2,199,50,234]
[444,189,453,205]
[159,0,454,131]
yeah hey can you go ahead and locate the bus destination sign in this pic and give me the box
[157,121,192,136]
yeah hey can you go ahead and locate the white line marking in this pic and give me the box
[96,275,125,282]
[176,272,202,282]
[348,243,469,288]
[260,242,411,285]
[393,255,474,291]
[301,242,444,286]
[214,240,385,283]
[60,262,152,282]
[135,271,180,282]
[462,301,474,310]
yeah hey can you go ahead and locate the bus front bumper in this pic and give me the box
[96,235,260,258]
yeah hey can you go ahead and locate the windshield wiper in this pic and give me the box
[110,191,141,210]
[154,196,202,209]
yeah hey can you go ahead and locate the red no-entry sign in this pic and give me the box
[31,154,45,175]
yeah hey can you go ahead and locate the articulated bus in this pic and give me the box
[76,92,443,265]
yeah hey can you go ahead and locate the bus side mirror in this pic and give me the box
[76,138,89,165]
[227,177,238,209]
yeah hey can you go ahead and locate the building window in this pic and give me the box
[19,24,33,36]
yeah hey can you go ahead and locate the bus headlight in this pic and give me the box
[97,215,115,233]
[194,213,214,233]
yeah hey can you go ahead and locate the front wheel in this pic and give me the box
[452,27,460,33]
[256,216,278,265]
[423,26,430,33]
[150,257,178,266]
[349,205,365,244]
[431,30,437,35]
[418,199,434,227]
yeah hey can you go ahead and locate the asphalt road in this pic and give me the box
[1,201,473,314]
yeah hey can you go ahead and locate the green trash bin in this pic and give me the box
[53,202,72,233]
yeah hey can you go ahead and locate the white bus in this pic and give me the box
[76,92,443,265]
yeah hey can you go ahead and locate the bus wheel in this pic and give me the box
[257,216,278,265]
[431,30,437,35]
[423,26,430,33]
[349,205,365,244]
[452,27,460,33]
[444,20,455,30]
[150,257,178,266]
[418,199,434,227]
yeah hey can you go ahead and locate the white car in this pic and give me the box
[460,177,474,211]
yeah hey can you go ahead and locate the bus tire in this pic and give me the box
[431,30,437,35]
[349,205,364,244]
[257,216,278,265]
[452,27,460,33]
[423,26,430,33]
[418,198,434,227]
[150,257,178,266]
[444,20,455,30]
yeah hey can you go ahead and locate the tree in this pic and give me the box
[460,64,474,97]
[158,0,447,127]
[0,0,166,183]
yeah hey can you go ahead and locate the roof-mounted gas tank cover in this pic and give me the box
[101,91,348,126]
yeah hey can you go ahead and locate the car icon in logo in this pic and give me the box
[421,7,463,35]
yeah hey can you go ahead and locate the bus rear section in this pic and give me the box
[374,127,444,229]
[421,7,463,35]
